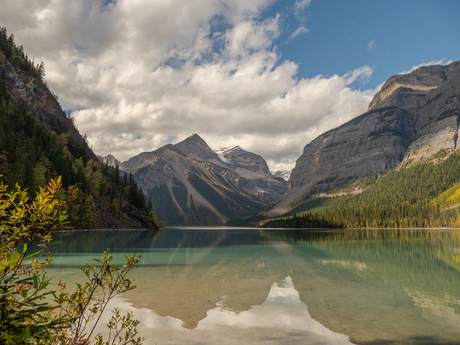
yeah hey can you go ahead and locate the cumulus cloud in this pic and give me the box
[399,57,453,75]
[0,0,375,173]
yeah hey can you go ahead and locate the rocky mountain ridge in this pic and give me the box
[120,134,285,225]
[99,154,121,167]
[267,60,460,216]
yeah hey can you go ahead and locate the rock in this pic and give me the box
[266,60,460,217]
[99,154,121,167]
[120,135,285,225]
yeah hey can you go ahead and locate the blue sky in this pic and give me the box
[269,0,460,89]
[0,0,458,171]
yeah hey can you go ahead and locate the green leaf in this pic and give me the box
[33,273,39,289]
[24,250,41,259]
[9,250,19,268]
[21,289,27,298]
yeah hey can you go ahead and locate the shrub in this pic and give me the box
[0,177,144,345]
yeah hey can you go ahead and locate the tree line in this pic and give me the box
[263,151,460,228]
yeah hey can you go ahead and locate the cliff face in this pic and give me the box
[0,50,89,154]
[367,65,452,111]
[99,154,121,167]
[267,61,460,216]
[120,134,285,225]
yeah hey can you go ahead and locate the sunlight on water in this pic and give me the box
[46,228,460,345]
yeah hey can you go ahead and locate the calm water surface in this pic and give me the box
[47,228,460,345]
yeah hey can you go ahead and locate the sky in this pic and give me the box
[1,0,459,172]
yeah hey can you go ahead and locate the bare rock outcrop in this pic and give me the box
[267,60,460,217]
[99,154,121,167]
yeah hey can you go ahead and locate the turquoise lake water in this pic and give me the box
[46,228,460,345]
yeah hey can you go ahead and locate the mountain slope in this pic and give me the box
[0,28,160,229]
[262,149,460,228]
[266,60,460,217]
[120,134,285,225]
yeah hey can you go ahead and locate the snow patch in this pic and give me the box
[214,146,241,162]
[273,170,291,181]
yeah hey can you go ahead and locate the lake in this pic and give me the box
[47,227,460,345]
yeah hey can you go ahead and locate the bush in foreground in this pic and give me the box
[0,177,144,345]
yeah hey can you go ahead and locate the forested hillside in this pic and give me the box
[260,150,460,228]
[0,27,161,229]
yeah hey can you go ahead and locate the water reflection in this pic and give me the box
[48,228,460,345]
[92,277,353,345]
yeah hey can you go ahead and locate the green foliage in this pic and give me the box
[284,197,330,217]
[429,148,450,161]
[431,180,460,211]
[0,177,68,344]
[0,177,145,344]
[265,151,460,228]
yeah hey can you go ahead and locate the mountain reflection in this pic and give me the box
[91,277,354,345]
[48,228,460,345]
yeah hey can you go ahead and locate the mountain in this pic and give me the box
[0,28,160,229]
[99,154,121,167]
[267,60,460,217]
[119,134,285,225]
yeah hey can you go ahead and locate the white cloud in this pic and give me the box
[289,26,309,40]
[0,0,375,173]
[399,58,453,75]
[367,40,375,53]
[295,0,313,11]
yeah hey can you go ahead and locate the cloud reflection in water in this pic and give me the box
[96,276,354,345]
